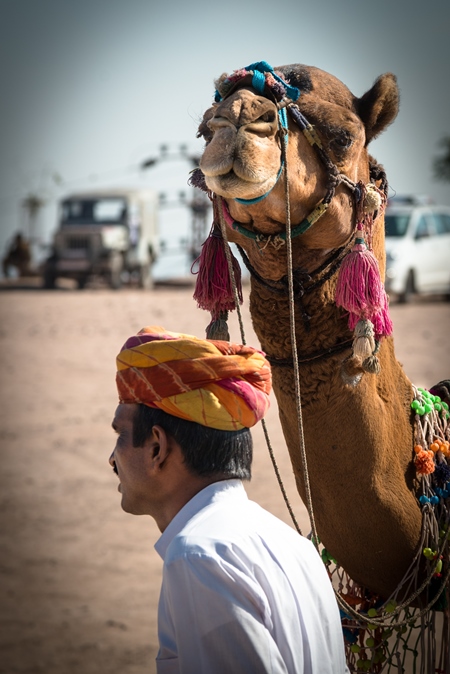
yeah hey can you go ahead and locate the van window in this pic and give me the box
[385,214,410,237]
[415,215,432,238]
[428,213,450,235]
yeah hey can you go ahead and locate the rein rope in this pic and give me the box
[278,117,320,546]
[216,195,302,534]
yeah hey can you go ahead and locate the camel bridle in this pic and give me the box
[212,62,389,345]
[213,60,365,247]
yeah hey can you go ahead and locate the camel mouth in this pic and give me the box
[204,169,278,200]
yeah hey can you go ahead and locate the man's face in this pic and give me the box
[110,403,155,516]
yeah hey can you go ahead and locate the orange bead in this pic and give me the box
[430,443,440,453]
[414,445,423,454]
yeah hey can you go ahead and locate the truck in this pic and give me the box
[42,188,159,289]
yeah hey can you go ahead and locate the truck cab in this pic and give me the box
[43,188,159,289]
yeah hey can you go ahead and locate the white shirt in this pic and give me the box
[155,479,348,674]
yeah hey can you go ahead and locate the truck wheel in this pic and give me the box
[43,268,56,289]
[108,253,123,290]
[138,263,153,290]
[77,276,88,290]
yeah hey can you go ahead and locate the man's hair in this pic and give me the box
[132,404,252,480]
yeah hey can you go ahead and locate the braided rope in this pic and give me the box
[278,119,320,545]
[216,194,303,534]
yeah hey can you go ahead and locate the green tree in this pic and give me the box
[433,136,450,182]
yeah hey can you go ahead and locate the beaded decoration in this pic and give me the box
[317,386,449,672]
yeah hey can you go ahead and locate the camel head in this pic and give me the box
[196,62,399,273]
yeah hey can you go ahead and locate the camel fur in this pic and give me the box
[195,63,426,599]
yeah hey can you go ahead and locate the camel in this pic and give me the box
[190,62,450,605]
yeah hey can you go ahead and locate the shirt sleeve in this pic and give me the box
[156,544,290,674]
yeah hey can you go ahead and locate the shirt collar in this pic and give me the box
[154,479,247,560]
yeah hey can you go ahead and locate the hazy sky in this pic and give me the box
[1,0,449,263]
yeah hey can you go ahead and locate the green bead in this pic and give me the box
[385,600,397,613]
[442,401,449,410]
[411,400,420,410]
[434,395,441,402]
[350,644,360,653]
[417,405,425,415]
[424,403,433,414]
[435,403,442,411]
[367,608,377,617]
[366,637,375,648]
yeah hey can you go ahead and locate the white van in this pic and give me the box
[384,200,450,302]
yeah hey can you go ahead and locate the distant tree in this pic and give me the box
[433,136,450,182]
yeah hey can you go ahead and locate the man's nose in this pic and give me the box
[109,452,115,468]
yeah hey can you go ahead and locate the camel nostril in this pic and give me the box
[257,111,276,124]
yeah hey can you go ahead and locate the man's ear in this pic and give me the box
[147,425,171,467]
[357,73,399,146]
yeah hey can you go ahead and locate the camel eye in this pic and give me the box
[331,132,353,151]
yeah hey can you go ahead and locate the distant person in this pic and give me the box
[109,326,349,674]
[2,232,31,277]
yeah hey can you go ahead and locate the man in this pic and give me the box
[110,326,348,674]
[2,232,31,277]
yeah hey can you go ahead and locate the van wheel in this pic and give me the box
[398,270,415,304]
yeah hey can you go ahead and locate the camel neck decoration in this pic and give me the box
[190,61,450,672]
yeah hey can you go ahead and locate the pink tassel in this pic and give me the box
[335,188,391,375]
[192,223,242,319]
[335,231,384,319]
[371,290,393,339]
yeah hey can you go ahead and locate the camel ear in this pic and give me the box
[357,73,399,145]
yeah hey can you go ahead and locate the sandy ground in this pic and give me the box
[0,281,449,674]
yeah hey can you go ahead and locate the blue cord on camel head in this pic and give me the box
[214,61,301,103]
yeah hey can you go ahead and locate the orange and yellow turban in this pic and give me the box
[116,326,271,431]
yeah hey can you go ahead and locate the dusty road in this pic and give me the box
[0,284,449,674]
